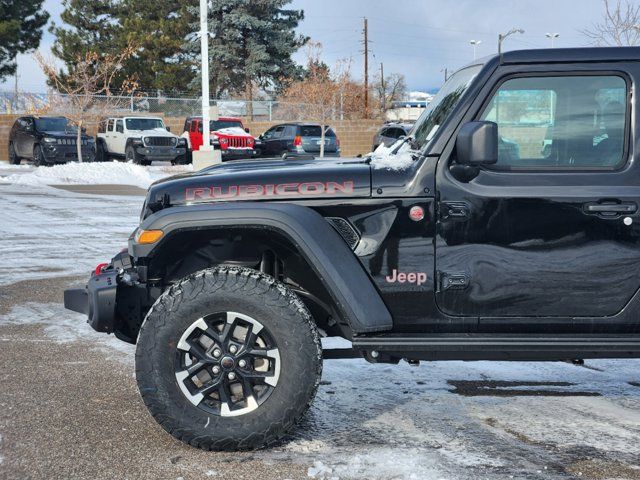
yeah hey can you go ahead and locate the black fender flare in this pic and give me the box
[129,202,393,334]
[125,137,143,150]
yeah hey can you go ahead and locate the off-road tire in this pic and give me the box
[8,143,20,165]
[125,145,145,165]
[96,141,108,162]
[33,145,46,167]
[135,266,322,451]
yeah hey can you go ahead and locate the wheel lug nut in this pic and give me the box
[229,345,238,354]
[212,366,220,374]
[213,349,221,358]
[228,372,236,381]
[238,359,247,368]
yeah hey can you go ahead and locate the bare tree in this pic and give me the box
[373,72,407,114]
[34,46,137,162]
[583,0,640,46]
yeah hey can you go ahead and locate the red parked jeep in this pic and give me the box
[182,116,255,161]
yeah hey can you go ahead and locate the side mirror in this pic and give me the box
[245,127,250,133]
[455,121,498,165]
[166,126,171,132]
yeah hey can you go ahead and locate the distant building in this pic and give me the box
[385,90,434,121]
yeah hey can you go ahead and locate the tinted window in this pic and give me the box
[299,125,336,137]
[116,119,124,133]
[481,75,627,168]
[125,118,165,130]
[107,119,114,131]
[210,120,243,131]
[34,117,69,131]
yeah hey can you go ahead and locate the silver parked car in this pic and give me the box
[372,122,414,150]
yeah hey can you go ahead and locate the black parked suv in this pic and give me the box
[255,123,340,158]
[8,116,95,165]
[65,47,640,451]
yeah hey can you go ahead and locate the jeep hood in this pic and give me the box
[146,157,371,209]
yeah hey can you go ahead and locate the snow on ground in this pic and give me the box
[0,182,141,286]
[0,160,192,189]
[369,141,416,171]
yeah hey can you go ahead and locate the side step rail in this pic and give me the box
[351,334,640,361]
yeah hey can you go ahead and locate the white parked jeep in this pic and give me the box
[96,116,187,165]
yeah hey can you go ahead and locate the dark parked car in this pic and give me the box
[8,116,95,166]
[256,123,340,158]
[372,122,413,150]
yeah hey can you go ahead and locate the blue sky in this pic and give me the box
[3,0,606,93]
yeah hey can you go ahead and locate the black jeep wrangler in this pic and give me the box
[64,47,640,450]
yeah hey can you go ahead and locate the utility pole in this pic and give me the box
[13,69,19,113]
[363,17,369,116]
[380,62,385,111]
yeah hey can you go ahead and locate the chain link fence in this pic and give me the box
[0,91,346,122]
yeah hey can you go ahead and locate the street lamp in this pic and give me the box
[469,40,482,60]
[546,32,560,48]
[498,28,525,55]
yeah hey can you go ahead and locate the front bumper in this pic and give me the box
[221,148,255,160]
[42,144,96,163]
[136,145,186,160]
[63,250,144,341]
[64,270,118,333]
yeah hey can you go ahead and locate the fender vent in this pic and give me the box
[326,217,360,250]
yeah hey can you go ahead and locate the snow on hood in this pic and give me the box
[369,140,416,171]
[0,161,192,189]
[213,126,251,137]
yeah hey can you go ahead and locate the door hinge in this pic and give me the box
[439,201,470,221]
[436,271,470,292]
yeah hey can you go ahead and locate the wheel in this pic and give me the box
[8,143,20,165]
[33,145,46,167]
[96,141,108,162]
[125,145,144,165]
[135,266,322,451]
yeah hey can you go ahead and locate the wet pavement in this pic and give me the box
[1,176,640,480]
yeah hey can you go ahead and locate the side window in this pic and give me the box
[272,126,286,138]
[116,119,124,133]
[107,119,114,132]
[480,75,627,169]
[262,126,279,140]
[23,117,34,131]
[97,120,106,134]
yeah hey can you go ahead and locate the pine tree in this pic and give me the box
[0,0,49,81]
[120,0,196,94]
[49,0,122,86]
[194,0,307,99]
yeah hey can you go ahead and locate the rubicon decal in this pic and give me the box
[186,181,355,201]
[386,269,427,286]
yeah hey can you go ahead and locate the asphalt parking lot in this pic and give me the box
[1,162,640,480]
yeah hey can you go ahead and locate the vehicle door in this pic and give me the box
[435,65,640,320]
[114,119,126,153]
[261,126,284,155]
[104,119,116,152]
[19,117,36,157]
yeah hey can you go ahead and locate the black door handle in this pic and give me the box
[584,201,637,215]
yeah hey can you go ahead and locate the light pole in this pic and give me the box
[546,32,560,48]
[498,28,525,56]
[469,40,482,60]
[199,0,212,154]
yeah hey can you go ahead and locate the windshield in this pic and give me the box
[125,118,165,130]
[210,120,243,131]
[35,117,73,132]
[411,65,482,149]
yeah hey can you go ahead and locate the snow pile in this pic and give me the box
[214,126,250,136]
[0,161,192,188]
[369,141,416,171]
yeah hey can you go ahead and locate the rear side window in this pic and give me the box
[107,119,114,131]
[299,125,336,137]
[480,75,627,169]
[97,120,106,133]
[116,119,124,133]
